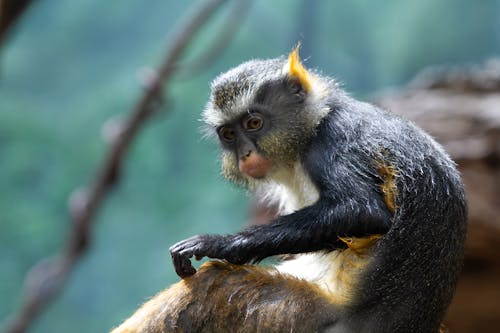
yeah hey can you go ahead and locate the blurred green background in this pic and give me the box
[0,0,498,332]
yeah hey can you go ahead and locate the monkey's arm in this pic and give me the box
[171,155,392,278]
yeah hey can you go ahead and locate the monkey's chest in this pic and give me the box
[266,162,320,215]
[269,162,374,305]
[276,250,372,305]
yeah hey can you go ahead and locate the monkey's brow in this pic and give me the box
[212,80,251,110]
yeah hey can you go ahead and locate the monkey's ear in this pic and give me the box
[286,45,312,94]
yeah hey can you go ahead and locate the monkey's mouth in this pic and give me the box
[239,153,272,179]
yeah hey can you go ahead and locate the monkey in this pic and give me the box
[111,47,467,333]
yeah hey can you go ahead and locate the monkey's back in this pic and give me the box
[312,100,467,332]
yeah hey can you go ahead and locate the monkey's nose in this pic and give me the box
[241,150,252,160]
[238,152,272,179]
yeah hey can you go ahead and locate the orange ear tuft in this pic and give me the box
[287,45,312,92]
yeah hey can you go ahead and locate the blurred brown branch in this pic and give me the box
[2,0,230,332]
[0,0,33,44]
[176,0,252,78]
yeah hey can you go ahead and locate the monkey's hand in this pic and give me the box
[170,234,250,278]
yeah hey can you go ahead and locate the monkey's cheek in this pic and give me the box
[238,154,272,179]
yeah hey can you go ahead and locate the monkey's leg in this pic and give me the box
[111,261,340,333]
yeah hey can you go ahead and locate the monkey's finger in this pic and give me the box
[171,247,196,277]
[172,254,196,278]
[180,263,196,278]
[169,236,203,254]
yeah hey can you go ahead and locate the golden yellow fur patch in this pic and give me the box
[277,235,382,308]
[377,163,399,214]
[287,45,312,92]
[338,235,383,255]
[315,235,381,305]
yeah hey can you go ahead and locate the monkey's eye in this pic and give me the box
[243,114,264,132]
[218,126,236,143]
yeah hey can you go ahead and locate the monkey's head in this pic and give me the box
[203,48,334,187]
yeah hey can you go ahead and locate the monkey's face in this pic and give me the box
[217,110,273,179]
[203,48,331,187]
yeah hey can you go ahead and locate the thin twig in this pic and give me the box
[176,0,252,78]
[0,0,33,44]
[3,1,227,332]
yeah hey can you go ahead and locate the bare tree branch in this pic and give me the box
[2,1,228,332]
[0,0,33,45]
[176,0,252,78]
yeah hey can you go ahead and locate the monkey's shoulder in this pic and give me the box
[302,100,465,206]
[309,100,455,171]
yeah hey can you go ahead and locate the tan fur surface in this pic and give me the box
[111,261,339,333]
